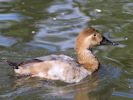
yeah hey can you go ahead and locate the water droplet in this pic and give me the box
[95,9,102,12]
[61,13,65,16]
[53,17,57,20]
[128,85,131,88]
[31,31,35,34]
[125,37,128,40]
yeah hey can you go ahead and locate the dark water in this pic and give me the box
[0,0,133,100]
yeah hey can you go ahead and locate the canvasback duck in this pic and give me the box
[7,27,117,83]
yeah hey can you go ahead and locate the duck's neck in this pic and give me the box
[75,48,99,73]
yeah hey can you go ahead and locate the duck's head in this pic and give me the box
[75,27,117,50]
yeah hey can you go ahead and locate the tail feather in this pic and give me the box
[6,61,19,69]
[1,58,43,69]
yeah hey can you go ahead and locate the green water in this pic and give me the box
[0,0,133,100]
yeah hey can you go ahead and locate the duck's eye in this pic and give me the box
[93,33,97,36]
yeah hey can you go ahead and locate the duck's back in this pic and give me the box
[14,55,90,83]
[36,54,74,62]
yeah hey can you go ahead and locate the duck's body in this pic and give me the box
[15,55,90,83]
[7,27,116,83]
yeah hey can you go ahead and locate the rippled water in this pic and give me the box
[0,0,133,100]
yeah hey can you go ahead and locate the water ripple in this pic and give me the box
[0,13,22,21]
[123,3,133,15]
[0,35,16,47]
[0,0,132,100]
[112,91,133,98]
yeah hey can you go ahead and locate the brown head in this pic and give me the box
[75,27,117,51]
[75,27,118,72]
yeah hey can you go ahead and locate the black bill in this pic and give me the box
[100,36,118,46]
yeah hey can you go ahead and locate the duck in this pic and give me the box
[7,27,117,83]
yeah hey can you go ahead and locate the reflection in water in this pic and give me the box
[0,64,121,100]
[0,0,133,100]
[0,13,21,21]
[0,35,16,47]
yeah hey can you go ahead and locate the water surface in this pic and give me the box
[0,0,133,100]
